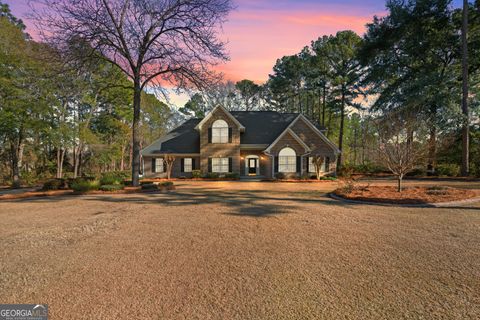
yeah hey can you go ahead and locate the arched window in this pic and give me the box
[212,119,229,143]
[279,147,296,173]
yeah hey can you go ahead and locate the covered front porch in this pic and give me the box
[240,150,272,179]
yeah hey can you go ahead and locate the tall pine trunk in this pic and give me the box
[337,89,346,169]
[461,0,470,176]
[131,79,142,187]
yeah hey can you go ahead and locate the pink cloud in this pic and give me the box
[218,9,380,84]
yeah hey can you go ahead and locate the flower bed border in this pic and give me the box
[0,185,175,201]
[329,192,480,208]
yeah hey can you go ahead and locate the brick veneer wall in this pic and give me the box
[290,118,337,174]
[143,156,200,178]
[199,108,241,174]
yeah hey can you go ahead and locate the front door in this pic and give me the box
[248,158,257,175]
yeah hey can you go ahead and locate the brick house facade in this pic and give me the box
[141,106,340,179]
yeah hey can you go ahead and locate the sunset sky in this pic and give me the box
[5,0,463,105]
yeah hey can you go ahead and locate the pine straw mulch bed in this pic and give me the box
[0,185,175,201]
[334,185,479,205]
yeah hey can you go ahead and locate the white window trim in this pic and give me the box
[212,120,229,144]
[184,158,192,173]
[279,147,296,173]
[155,158,164,173]
[212,157,229,173]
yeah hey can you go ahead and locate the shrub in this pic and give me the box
[100,171,129,185]
[320,176,337,181]
[192,170,202,178]
[426,186,449,191]
[406,167,426,177]
[161,181,174,187]
[349,163,386,174]
[42,178,68,190]
[275,172,286,180]
[99,184,124,191]
[225,172,240,179]
[338,166,354,178]
[71,179,100,192]
[436,163,460,177]
[203,172,219,179]
[141,183,159,191]
[300,173,310,180]
[340,180,354,194]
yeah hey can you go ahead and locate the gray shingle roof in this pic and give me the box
[230,111,298,144]
[141,111,325,155]
[142,118,201,155]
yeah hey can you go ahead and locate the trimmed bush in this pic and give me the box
[100,171,129,185]
[436,164,460,177]
[99,184,124,191]
[42,178,68,190]
[300,173,310,180]
[191,170,202,178]
[203,172,219,179]
[275,172,286,180]
[225,172,240,179]
[141,183,159,191]
[71,180,100,192]
[161,181,174,187]
[320,176,337,181]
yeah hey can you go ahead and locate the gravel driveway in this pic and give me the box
[1,180,479,319]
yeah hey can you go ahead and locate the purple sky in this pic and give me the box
[5,0,464,105]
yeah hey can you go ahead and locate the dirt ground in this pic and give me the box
[1,180,479,319]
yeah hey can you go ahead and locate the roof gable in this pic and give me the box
[194,105,245,131]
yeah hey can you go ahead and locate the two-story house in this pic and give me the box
[141,106,340,179]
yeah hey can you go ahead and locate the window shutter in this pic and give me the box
[228,157,233,172]
[296,156,301,173]
[208,158,212,172]
[208,128,212,143]
[325,157,330,172]
[228,127,232,143]
[151,158,156,173]
[274,156,279,173]
[161,159,165,173]
[192,158,196,170]
[181,158,184,173]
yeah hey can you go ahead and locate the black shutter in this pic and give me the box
[296,156,301,173]
[151,158,156,173]
[208,128,212,143]
[192,158,196,170]
[228,128,232,143]
[274,156,279,173]
[228,157,233,172]
[208,158,212,172]
[325,157,330,172]
[181,158,184,173]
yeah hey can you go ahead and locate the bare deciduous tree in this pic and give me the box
[164,154,175,180]
[310,155,325,180]
[30,0,233,186]
[375,112,426,192]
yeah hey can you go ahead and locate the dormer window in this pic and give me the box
[211,119,229,143]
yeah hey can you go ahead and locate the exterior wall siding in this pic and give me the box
[290,118,337,175]
[269,131,307,156]
[199,108,241,174]
[143,156,200,178]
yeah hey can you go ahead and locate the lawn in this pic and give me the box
[1,180,479,319]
